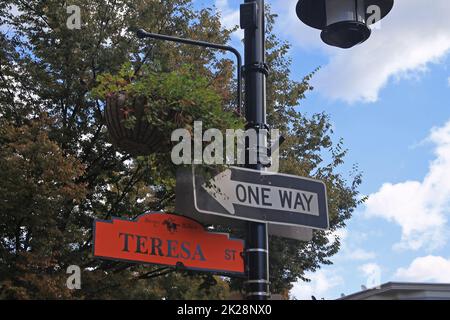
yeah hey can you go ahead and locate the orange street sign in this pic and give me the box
[93,213,245,275]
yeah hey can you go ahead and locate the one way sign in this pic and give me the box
[192,167,329,230]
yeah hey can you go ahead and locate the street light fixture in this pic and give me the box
[296,0,394,48]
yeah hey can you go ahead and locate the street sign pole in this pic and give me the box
[241,0,269,300]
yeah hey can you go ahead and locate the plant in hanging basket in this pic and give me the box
[91,63,243,156]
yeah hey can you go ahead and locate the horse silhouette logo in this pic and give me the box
[163,219,179,234]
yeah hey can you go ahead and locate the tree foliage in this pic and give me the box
[0,0,363,299]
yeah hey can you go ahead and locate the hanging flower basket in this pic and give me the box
[104,92,170,156]
[91,63,244,157]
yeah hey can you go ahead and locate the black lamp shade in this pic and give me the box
[321,21,371,49]
[296,0,394,48]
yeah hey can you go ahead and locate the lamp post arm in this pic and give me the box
[137,29,243,114]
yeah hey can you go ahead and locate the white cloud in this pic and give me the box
[359,263,381,277]
[215,0,243,40]
[292,229,376,299]
[365,120,450,251]
[274,0,324,52]
[275,0,450,103]
[395,256,450,282]
[326,228,348,244]
[327,229,376,261]
[359,263,382,289]
[347,249,376,261]
[291,270,344,300]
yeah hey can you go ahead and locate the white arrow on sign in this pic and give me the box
[202,169,320,216]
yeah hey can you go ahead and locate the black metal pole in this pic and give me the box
[241,0,269,300]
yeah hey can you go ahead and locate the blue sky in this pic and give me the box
[194,0,450,299]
